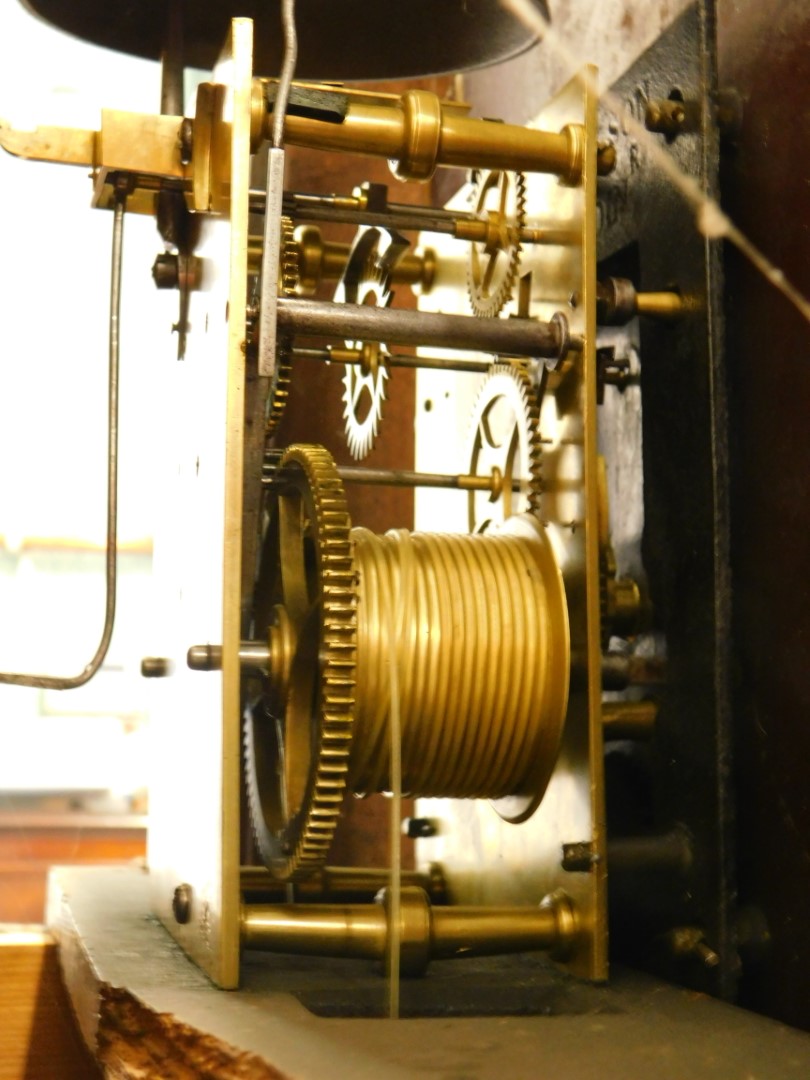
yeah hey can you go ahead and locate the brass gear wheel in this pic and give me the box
[336,226,409,460]
[249,444,570,858]
[245,444,356,880]
[265,216,299,438]
[465,361,543,534]
[467,170,527,318]
[279,214,300,295]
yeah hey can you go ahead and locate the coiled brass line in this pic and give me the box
[351,520,569,803]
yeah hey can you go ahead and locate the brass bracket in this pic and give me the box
[0,110,190,214]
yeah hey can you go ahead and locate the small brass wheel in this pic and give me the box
[265,338,293,439]
[245,445,356,881]
[336,226,410,459]
[466,362,543,534]
[467,170,527,318]
[265,216,300,438]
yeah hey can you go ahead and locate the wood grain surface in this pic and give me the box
[0,930,100,1079]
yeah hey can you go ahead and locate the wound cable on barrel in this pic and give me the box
[351,523,569,816]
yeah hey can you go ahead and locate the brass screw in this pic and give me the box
[668,926,720,968]
[179,117,194,165]
[596,140,617,175]
[561,841,597,873]
[172,883,193,925]
[403,817,438,839]
[140,656,172,678]
[645,99,687,138]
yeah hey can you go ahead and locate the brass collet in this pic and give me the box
[255,81,585,184]
[241,886,579,975]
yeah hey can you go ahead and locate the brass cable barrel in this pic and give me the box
[349,516,569,819]
[247,445,570,876]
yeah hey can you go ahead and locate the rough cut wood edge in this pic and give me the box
[97,986,287,1080]
[47,870,291,1079]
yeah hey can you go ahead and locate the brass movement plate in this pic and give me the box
[147,19,252,988]
[415,69,606,980]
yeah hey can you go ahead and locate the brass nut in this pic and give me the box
[645,98,687,138]
[172,883,193,925]
[541,889,579,961]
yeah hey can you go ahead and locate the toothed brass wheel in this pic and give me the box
[245,444,356,880]
[265,216,300,438]
[466,362,543,534]
[265,338,293,439]
[467,170,527,318]
[336,226,410,460]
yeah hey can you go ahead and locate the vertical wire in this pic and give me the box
[272,0,299,148]
[500,0,810,326]
[386,532,414,1018]
[258,0,297,379]
[385,565,402,1019]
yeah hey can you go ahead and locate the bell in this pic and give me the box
[20,0,547,81]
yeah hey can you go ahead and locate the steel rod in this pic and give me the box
[159,0,184,116]
[240,865,447,904]
[343,466,509,493]
[187,642,271,672]
[271,0,298,149]
[277,192,462,235]
[252,188,569,245]
[601,653,667,690]
[262,463,521,494]
[276,298,567,359]
[291,346,492,374]
[602,699,658,740]
[607,829,692,877]
[0,184,126,688]
[336,467,495,491]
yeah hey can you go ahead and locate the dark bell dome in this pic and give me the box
[20,0,546,81]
